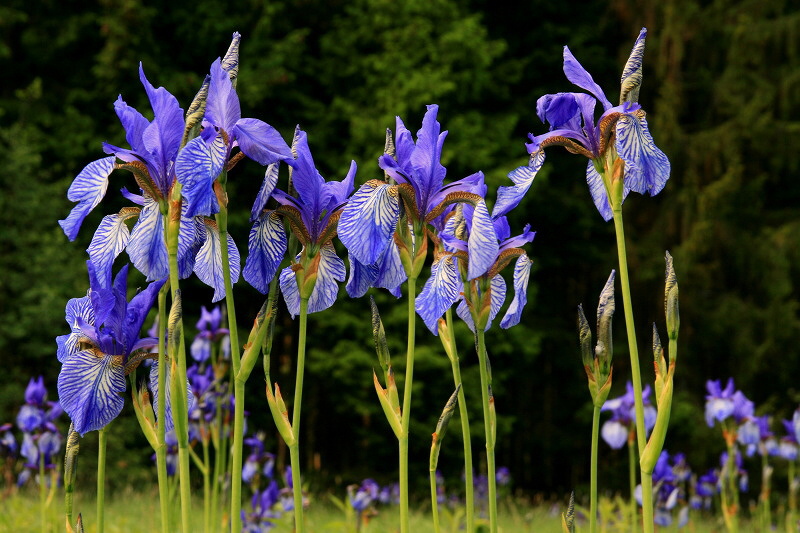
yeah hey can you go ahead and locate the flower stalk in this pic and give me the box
[476,327,498,533]
[96,426,107,533]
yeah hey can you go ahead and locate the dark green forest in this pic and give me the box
[1,0,798,498]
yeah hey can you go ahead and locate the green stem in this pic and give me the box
[217,192,247,533]
[445,309,474,533]
[760,454,771,532]
[640,472,654,533]
[399,276,418,533]
[476,328,498,533]
[611,208,651,533]
[590,405,601,533]
[39,444,46,533]
[156,284,170,533]
[203,435,210,533]
[289,297,310,533]
[788,459,795,533]
[430,469,441,533]
[97,426,107,533]
[629,438,638,533]
[723,440,739,533]
[166,192,192,533]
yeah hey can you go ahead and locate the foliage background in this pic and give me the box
[0,0,798,501]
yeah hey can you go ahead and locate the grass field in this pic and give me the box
[0,487,755,533]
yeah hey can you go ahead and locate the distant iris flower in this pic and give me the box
[190,306,230,363]
[601,381,657,449]
[55,262,165,435]
[415,206,534,334]
[518,28,670,221]
[704,378,752,427]
[244,128,355,316]
[339,104,495,291]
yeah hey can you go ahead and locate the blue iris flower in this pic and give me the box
[59,63,205,285]
[511,28,670,221]
[244,127,355,316]
[600,381,657,449]
[415,204,535,335]
[55,261,167,435]
[338,105,496,294]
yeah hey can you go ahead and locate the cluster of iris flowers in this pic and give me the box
[49,25,690,533]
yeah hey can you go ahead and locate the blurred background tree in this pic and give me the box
[0,0,798,499]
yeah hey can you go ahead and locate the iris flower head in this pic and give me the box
[244,127,355,317]
[521,28,670,221]
[55,262,169,435]
[338,105,494,295]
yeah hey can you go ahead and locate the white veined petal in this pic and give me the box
[345,256,379,299]
[149,361,194,433]
[492,158,543,219]
[250,162,280,222]
[194,220,241,302]
[128,198,169,281]
[57,349,126,436]
[486,274,507,330]
[415,256,461,335]
[243,211,287,294]
[466,200,498,280]
[338,182,400,265]
[59,156,116,241]
[586,161,613,222]
[175,134,227,217]
[307,244,346,314]
[615,113,670,197]
[87,209,139,285]
[279,265,301,318]
[500,255,532,329]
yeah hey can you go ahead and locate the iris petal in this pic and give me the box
[338,182,400,265]
[128,198,169,281]
[500,255,532,329]
[410,104,448,213]
[492,151,544,219]
[586,161,613,222]
[232,118,292,166]
[278,266,301,318]
[243,211,287,294]
[466,200,498,280]
[601,420,628,449]
[87,210,137,287]
[307,244,346,314]
[615,113,670,196]
[149,362,195,432]
[345,256,379,299]
[57,295,94,363]
[250,162,280,222]
[562,46,613,111]
[59,156,116,241]
[205,58,240,133]
[175,134,227,218]
[415,256,460,335]
[620,28,647,104]
[457,274,506,332]
[57,349,126,435]
[194,220,241,302]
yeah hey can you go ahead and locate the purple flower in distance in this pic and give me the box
[601,381,657,449]
[704,378,737,427]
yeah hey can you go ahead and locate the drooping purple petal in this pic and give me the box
[536,92,580,130]
[500,254,532,329]
[87,210,138,285]
[232,118,292,166]
[415,256,461,335]
[586,161,613,222]
[466,200,498,280]
[345,256,379,299]
[325,160,357,207]
[250,162,280,222]
[127,198,169,281]
[243,211,288,294]
[492,150,545,219]
[279,265,301,318]
[194,220,241,302]
[615,112,670,197]
[338,182,400,265]
[305,244,346,314]
[175,133,227,218]
[562,46,613,111]
[57,349,126,435]
[59,156,117,241]
[124,277,167,353]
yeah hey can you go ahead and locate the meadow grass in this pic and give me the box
[0,487,744,533]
